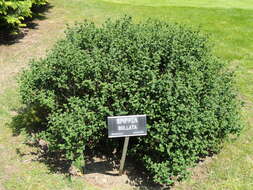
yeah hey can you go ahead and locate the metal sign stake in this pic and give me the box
[119,136,130,175]
[107,115,147,175]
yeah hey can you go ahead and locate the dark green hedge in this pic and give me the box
[20,17,242,185]
[0,0,47,32]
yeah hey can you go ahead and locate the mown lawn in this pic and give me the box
[0,0,252,189]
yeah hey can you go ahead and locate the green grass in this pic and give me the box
[0,0,252,189]
[101,0,253,9]
[0,89,96,190]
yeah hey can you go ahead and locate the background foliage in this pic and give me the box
[20,17,242,185]
[0,0,47,31]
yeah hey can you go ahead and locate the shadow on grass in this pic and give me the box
[9,105,73,176]
[9,107,168,190]
[0,3,53,45]
[9,106,47,136]
[15,146,72,174]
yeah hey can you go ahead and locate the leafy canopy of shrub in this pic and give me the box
[20,17,242,185]
[0,0,47,31]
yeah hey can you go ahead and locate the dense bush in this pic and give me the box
[0,0,47,31]
[20,17,242,185]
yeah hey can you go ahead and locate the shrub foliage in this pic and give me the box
[20,17,242,185]
[0,0,47,31]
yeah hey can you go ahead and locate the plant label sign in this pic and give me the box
[107,115,147,138]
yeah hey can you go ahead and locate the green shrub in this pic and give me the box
[20,17,242,185]
[0,0,47,32]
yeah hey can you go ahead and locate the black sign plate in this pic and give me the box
[108,115,147,138]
